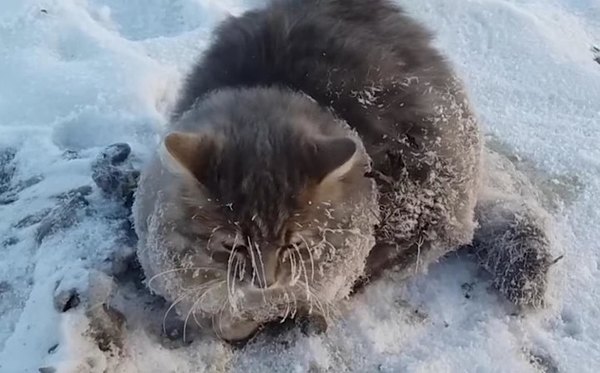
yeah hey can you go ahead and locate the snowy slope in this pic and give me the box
[1,0,599,372]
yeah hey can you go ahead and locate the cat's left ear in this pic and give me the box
[159,131,215,183]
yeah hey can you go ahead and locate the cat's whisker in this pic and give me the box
[238,253,246,281]
[294,248,302,285]
[213,297,231,338]
[195,281,225,313]
[192,305,203,329]
[288,249,297,286]
[231,254,240,295]
[231,255,244,312]
[183,279,223,307]
[306,286,314,315]
[181,278,223,292]
[165,281,219,336]
[299,280,330,321]
[182,282,225,342]
[298,234,316,282]
[183,296,199,343]
[162,291,194,337]
[254,241,269,289]
[148,267,216,289]
[232,236,245,290]
[246,237,261,288]
[303,284,321,316]
[290,290,298,319]
[247,237,269,305]
[281,290,291,323]
[226,246,238,309]
[292,247,303,285]
[293,243,311,303]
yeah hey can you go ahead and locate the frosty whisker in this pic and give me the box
[298,234,316,281]
[281,290,291,323]
[213,297,231,338]
[293,243,311,303]
[162,292,193,337]
[254,241,269,289]
[246,237,261,288]
[226,246,238,309]
[148,267,216,290]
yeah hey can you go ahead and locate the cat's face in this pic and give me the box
[158,118,378,341]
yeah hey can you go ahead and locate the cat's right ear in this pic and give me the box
[159,131,214,183]
[311,137,358,183]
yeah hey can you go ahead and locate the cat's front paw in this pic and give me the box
[214,315,261,343]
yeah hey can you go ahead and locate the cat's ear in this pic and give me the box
[311,137,358,183]
[160,131,214,182]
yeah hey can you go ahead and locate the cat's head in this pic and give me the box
[158,89,378,340]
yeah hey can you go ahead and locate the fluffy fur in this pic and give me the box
[134,0,554,341]
[135,89,379,340]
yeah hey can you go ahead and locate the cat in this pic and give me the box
[133,0,555,342]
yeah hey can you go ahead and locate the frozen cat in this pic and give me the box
[133,0,555,341]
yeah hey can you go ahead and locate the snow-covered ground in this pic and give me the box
[1,0,599,372]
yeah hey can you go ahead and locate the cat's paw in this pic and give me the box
[298,313,328,336]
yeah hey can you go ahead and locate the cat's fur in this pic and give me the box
[135,88,379,340]
[134,0,554,341]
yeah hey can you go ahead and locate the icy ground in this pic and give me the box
[1,0,599,372]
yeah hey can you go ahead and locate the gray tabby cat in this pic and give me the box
[133,0,555,341]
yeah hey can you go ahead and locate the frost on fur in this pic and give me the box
[471,199,558,308]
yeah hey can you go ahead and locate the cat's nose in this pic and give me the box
[249,245,281,289]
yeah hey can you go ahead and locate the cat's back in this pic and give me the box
[174,0,451,141]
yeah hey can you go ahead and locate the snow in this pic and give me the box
[1,0,599,372]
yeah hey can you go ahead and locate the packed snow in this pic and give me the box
[1,0,599,372]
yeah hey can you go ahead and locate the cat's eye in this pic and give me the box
[210,242,248,264]
[283,238,306,259]
[287,240,303,249]
[211,250,231,264]
[288,233,306,248]
[222,243,249,256]
[221,243,248,252]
